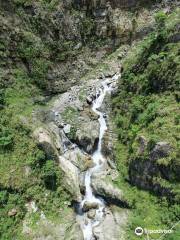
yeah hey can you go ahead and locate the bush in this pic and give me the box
[0,126,13,150]
[155,11,167,29]
[41,160,57,190]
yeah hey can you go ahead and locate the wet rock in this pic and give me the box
[79,172,86,193]
[84,156,95,170]
[87,209,96,219]
[86,95,93,105]
[8,208,17,217]
[150,142,172,160]
[82,201,99,212]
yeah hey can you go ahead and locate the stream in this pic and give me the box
[77,73,120,240]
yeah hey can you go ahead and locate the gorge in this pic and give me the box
[0,1,179,240]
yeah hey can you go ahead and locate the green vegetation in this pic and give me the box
[0,68,71,239]
[113,9,180,240]
[0,0,180,239]
[0,1,101,236]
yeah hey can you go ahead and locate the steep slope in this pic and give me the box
[113,8,180,240]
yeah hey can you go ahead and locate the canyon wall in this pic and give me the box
[73,0,153,9]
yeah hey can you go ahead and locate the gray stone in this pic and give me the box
[87,209,96,219]
[150,142,172,160]
[63,124,71,134]
[59,154,82,202]
[75,121,99,153]
[82,201,99,212]
[86,96,93,105]
[8,208,17,217]
[93,207,128,240]
[91,176,126,206]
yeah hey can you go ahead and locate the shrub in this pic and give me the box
[0,126,13,150]
[41,160,57,190]
[155,11,167,29]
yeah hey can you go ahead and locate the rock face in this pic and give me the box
[74,0,149,9]
[150,142,172,160]
[129,141,174,199]
[65,222,84,240]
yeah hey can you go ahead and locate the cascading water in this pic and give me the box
[78,73,120,240]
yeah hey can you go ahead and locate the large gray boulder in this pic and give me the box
[91,176,126,206]
[62,148,95,172]
[33,125,62,160]
[59,155,82,202]
[75,120,99,153]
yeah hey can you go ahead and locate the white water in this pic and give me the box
[79,73,120,240]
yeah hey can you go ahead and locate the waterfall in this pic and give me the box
[78,73,120,240]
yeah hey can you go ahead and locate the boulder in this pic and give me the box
[63,124,71,134]
[87,209,96,219]
[24,208,83,240]
[59,155,82,202]
[62,148,94,172]
[82,201,99,212]
[150,142,172,161]
[33,127,59,160]
[91,176,127,206]
[75,121,99,153]
[8,208,17,217]
[86,96,93,105]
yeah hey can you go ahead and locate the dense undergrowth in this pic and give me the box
[0,70,71,240]
[113,9,180,240]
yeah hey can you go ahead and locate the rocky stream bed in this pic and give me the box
[32,67,129,240]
